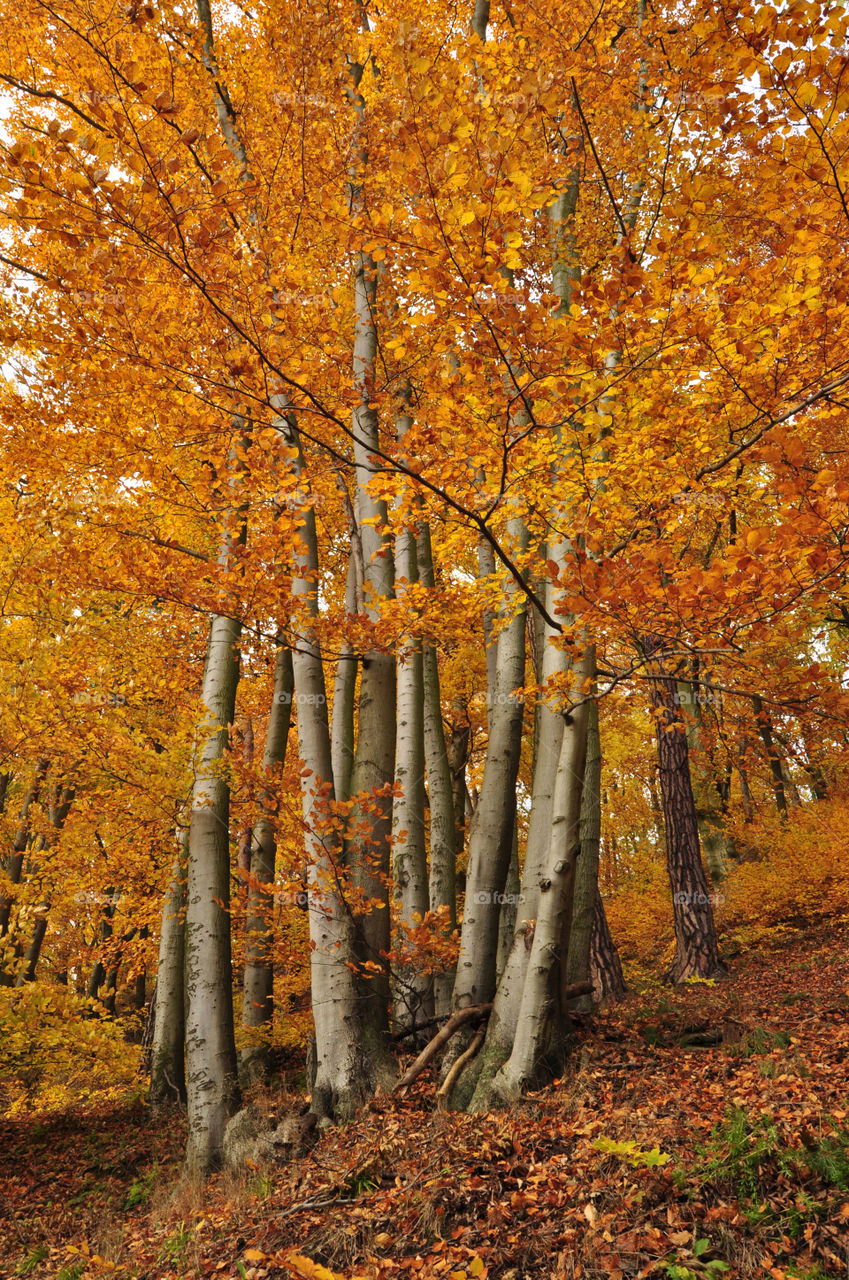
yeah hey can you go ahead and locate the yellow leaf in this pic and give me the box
[286,1252,343,1280]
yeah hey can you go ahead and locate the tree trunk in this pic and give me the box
[0,759,48,946]
[183,610,242,1174]
[496,821,520,984]
[481,645,593,1104]
[589,889,627,1002]
[342,51,397,1074]
[752,694,788,819]
[330,553,358,804]
[451,517,528,1013]
[150,837,188,1106]
[279,403,380,1119]
[456,553,576,1109]
[241,643,294,1081]
[417,524,457,1018]
[87,892,116,1004]
[566,697,602,1012]
[679,676,729,884]
[391,424,432,1036]
[649,658,725,983]
[16,781,75,985]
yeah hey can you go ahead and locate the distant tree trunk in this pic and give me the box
[330,553,359,804]
[589,889,627,1002]
[87,891,116,1003]
[648,655,725,983]
[752,695,788,819]
[103,965,118,1016]
[446,715,470,864]
[0,759,48,946]
[183,609,242,1174]
[737,753,756,822]
[241,643,294,1081]
[150,834,187,1106]
[566,698,602,1012]
[16,781,75,984]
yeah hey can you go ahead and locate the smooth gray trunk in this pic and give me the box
[241,644,294,1080]
[330,554,358,804]
[344,220,396,1073]
[566,696,602,1012]
[184,610,242,1174]
[150,835,187,1106]
[278,404,378,1118]
[392,483,432,1035]
[451,516,528,1013]
[485,645,593,1102]
[417,523,457,1017]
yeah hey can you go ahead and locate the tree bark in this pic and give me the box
[150,836,187,1106]
[417,524,457,1018]
[392,416,432,1036]
[278,403,379,1119]
[648,655,725,984]
[241,643,294,1080]
[752,694,788,819]
[566,696,602,1012]
[483,645,593,1103]
[184,609,242,1173]
[451,516,528,1013]
[342,44,397,1077]
[589,889,627,1003]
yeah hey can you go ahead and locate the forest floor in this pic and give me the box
[2,921,849,1280]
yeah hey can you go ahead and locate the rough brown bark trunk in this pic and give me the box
[648,660,725,983]
[589,889,627,1002]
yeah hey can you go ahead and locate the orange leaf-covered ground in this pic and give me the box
[2,921,848,1279]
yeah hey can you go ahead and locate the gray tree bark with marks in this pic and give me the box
[150,833,188,1106]
[241,643,294,1081]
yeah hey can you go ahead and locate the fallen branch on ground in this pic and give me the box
[393,1003,493,1092]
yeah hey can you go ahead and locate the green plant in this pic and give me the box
[55,1264,86,1280]
[15,1245,48,1276]
[728,1027,791,1058]
[690,1106,849,1240]
[158,1221,192,1267]
[663,1239,730,1278]
[124,1164,157,1209]
[249,1171,274,1199]
[344,1171,380,1196]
